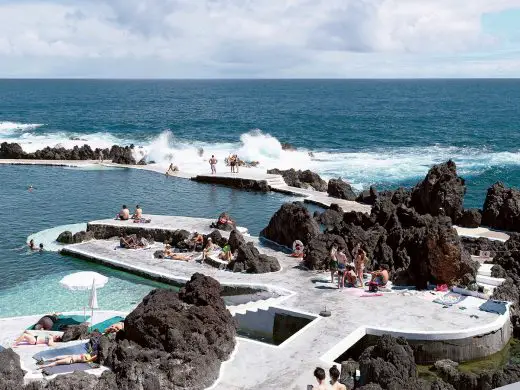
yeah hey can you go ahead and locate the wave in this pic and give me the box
[0,121,43,135]
[4,122,520,189]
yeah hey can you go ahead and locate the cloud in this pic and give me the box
[0,0,518,77]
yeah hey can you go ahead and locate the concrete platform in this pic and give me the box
[56,216,511,390]
[455,226,510,242]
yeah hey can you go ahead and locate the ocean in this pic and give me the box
[1,79,520,317]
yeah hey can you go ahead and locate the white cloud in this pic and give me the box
[0,0,518,77]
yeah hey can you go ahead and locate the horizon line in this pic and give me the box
[0,77,519,81]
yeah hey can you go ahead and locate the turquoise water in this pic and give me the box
[0,165,293,317]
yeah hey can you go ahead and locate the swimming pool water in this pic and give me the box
[0,165,296,317]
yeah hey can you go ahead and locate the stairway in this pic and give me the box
[476,263,506,296]
[265,175,287,188]
[228,296,282,315]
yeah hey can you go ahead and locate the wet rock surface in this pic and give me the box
[260,202,320,247]
[227,242,280,273]
[327,178,357,200]
[482,182,520,232]
[72,230,95,244]
[356,186,379,205]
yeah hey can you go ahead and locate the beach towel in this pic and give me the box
[42,362,97,376]
[133,218,151,224]
[479,300,508,315]
[433,292,467,306]
[33,342,89,361]
[28,315,89,331]
[361,293,383,297]
[90,316,125,333]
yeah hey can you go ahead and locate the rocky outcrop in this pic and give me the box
[109,145,136,165]
[456,209,482,228]
[227,242,280,273]
[356,186,379,205]
[61,324,90,342]
[460,236,506,256]
[101,273,236,390]
[56,231,73,244]
[87,223,187,245]
[358,335,454,390]
[193,176,269,192]
[304,233,347,269]
[211,213,237,231]
[267,168,327,191]
[0,348,25,390]
[482,182,520,231]
[327,178,357,200]
[0,142,25,159]
[204,229,228,248]
[72,230,95,244]
[260,202,320,247]
[410,160,465,222]
[315,204,344,228]
[228,229,246,252]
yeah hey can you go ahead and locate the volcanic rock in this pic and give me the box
[0,142,25,159]
[356,186,379,205]
[0,348,25,390]
[61,324,90,342]
[410,160,465,222]
[56,231,73,244]
[104,273,236,390]
[267,168,327,191]
[228,229,246,252]
[260,202,320,247]
[482,182,520,231]
[109,145,136,165]
[227,242,280,273]
[328,178,357,200]
[72,230,95,244]
[304,233,347,270]
[456,209,482,228]
[315,204,344,228]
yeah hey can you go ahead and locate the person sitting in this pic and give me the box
[329,365,347,390]
[118,205,130,220]
[28,239,36,251]
[34,313,59,330]
[219,244,233,261]
[344,264,357,287]
[165,163,179,175]
[290,240,304,258]
[202,238,219,261]
[104,322,124,334]
[13,331,61,347]
[370,264,390,286]
[132,205,142,219]
[212,212,236,231]
[186,233,204,251]
[120,234,142,249]
[38,352,97,369]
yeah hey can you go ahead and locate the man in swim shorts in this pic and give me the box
[34,313,58,330]
[370,264,390,286]
[118,205,130,220]
[209,155,217,174]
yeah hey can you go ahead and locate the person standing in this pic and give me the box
[209,155,217,174]
[355,247,366,288]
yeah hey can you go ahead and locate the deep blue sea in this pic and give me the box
[1,79,520,316]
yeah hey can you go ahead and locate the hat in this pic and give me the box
[165,244,171,248]
[207,237,212,241]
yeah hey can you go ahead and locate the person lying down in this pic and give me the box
[37,352,97,369]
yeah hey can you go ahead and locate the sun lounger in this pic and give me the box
[33,342,89,361]
[42,362,97,376]
[90,316,125,333]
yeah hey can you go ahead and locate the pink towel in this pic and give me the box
[361,293,383,297]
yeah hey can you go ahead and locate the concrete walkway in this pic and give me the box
[56,216,510,390]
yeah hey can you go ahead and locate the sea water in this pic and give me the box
[0,165,293,317]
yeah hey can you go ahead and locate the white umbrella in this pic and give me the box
[60,272,108,323]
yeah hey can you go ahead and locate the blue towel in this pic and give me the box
[33,342,89,361]
[479,300,508,315]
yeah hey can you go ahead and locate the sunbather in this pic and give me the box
[132,205,142,219]
[290,240,304,258]
[219,245,233,261]
[202,238,219,261]
[38,352,97,369]
[13,331,61,347]
[34,313,59,331]
[343,265,357,286]
[104,322,124,334]
[354,247,366,287]
[118,205,130,220]
[370,264,390,286]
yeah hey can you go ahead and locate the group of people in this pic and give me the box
[227,154,240,173]
[120,234,149,249]
[28,239,44,252]
[117,205,142,221]
[329,243,389,289]
[310,366,346,390]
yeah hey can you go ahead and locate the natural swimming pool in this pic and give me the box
[0,164,297,317]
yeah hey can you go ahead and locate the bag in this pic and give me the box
[368,282,379,293]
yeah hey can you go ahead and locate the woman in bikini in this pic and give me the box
[13,331,61,347]
[38,352,97,369]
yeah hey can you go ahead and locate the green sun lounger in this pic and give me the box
[89,316,125,333]
[27,315,90,331]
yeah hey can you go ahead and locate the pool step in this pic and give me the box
[229,297,281,315]
[476,274,506,287]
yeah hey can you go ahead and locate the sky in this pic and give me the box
[0,0,519,78]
